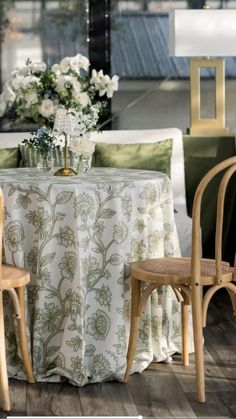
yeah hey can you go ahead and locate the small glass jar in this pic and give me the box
[37,152,54,172]
[77,154,92,174]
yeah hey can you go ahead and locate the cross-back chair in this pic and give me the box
[124,156,236,403]
[0,187,35,411]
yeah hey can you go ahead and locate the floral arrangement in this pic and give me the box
[21,128,59,155]
[0,53,119,130]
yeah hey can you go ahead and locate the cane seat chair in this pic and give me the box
[0,188,35,411]
[124,156,236,403]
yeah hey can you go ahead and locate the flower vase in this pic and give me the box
[76,153,93,174]
[37,152,54,172]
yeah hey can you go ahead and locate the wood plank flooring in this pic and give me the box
[1,289,236,418]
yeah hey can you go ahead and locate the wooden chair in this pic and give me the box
[124,156,236,403]
[0,188,35,411]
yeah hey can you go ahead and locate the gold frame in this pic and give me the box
[190,59,229,136]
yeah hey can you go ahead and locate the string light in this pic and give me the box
[105,0,110,65]
[85,0,90,43]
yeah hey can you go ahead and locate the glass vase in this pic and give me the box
[37,152,54,172]
[76,154,92,174]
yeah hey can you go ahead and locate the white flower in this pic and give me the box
[0,95,7,116]
[25,91,38,108]
[71,54,90,72]
[60,56,71,73]
[98,74,119,98]
[39,99,55,118]
[71,78,81,96]
[106,75,119,98]
[55,75,73,94]
[30,62,47,73]
[11,75,26,91]
[77,92,90,107]
[69,136,95,155]
[90,69,104,87]
[51,63,61,75]
[11,66,29,77]
[3,84,16,103]
[11,75,39,92]
[22,75,41,89]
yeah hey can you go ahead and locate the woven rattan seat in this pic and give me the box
[0,189,35,411]
[124,157,236,404]
[134,257,233,284]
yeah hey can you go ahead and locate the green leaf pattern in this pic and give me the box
[1,168,192,385]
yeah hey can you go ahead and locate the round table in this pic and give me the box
[0,167,188,385]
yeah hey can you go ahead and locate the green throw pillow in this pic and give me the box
[0,147,20,168]
[95,139,173,177]
[19,144,77,168]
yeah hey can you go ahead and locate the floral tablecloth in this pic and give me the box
[0,167,188,385]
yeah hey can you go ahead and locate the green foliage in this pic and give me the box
[22,128,59,154]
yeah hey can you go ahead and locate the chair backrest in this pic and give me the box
[191,156,236,285]
[0,187,3,266]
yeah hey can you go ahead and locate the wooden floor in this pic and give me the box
[1,290,236,418]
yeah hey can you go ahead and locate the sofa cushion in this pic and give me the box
[95,139,173,177]
[91,128,186,214]
[0,147,20,168]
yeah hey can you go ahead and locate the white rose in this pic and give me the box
[39,99,55,118]
[3,84,16,103]
[30,62,47,73]
[60,56,71,73]
[0,95,7,116]
[25,91,38,108]
[69,136,95,155]
[77,92,90,108]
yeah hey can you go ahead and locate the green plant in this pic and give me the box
[22,128,59,155]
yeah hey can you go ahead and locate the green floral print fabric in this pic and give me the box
[0,167,193,385]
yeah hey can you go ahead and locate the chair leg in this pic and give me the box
[0,290,10,411]
[16,287,35,384]
[181,301,189,366]
[192,284,205,403]
[124,277,141,382]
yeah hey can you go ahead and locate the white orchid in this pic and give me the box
[60,56,71,73]
[51,63,61,75]
[90,69,104,87]
[70,54,90,73]
[90,71,119,98]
